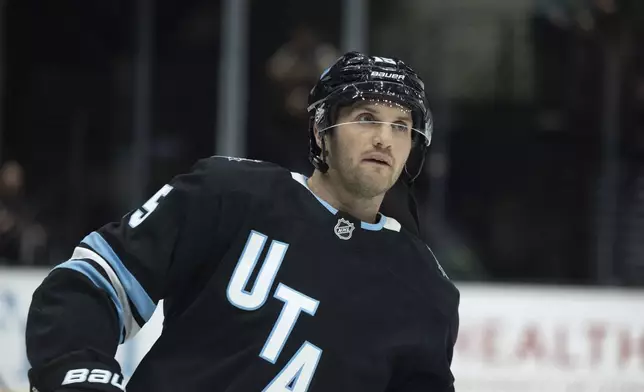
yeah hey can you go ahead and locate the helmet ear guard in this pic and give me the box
[308,104,331,173]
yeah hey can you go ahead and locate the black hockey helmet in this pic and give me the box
[307,51,433,183]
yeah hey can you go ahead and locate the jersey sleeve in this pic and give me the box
[445,311,460,392]
[390,309,460,392]
[390,243,461,392]
[25,157,260,391]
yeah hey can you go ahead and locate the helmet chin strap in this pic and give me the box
[318,136,329,173]
[311,127,330,173]
[403,145,429,237]
[403,149,427,184]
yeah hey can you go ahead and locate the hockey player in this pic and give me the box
[26,51,460,392]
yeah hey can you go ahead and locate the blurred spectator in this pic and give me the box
[0,161,25,211]
[266,25,338,120]
[0,161,47,265]
[262,25,339,174]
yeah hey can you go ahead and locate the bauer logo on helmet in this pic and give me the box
[370,71,405,81]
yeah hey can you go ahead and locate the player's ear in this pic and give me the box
[313,124,323,150]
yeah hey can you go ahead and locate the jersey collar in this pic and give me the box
[290,172,390,232]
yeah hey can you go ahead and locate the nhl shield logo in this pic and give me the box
[334,218,355,240]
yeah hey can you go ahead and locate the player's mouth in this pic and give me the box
[362,153,392,167]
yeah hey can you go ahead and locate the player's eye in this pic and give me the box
[392,122,411,132]
[356,113,376,123]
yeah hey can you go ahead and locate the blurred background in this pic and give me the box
[1,0,644,391]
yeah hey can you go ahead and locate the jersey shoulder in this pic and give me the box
[389,227,460,315]
[391,224,452,282]
[190,155,291,197]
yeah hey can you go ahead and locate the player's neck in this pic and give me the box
[307,170,383,223]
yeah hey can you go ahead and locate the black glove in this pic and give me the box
[28,349,125,392]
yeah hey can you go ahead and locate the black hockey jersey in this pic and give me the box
[26,157,460,392]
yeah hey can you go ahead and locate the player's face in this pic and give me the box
[325,100,413,198]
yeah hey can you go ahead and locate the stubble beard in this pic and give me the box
[327,150,398,200]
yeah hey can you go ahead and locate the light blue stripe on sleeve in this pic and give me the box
[81,231,156,322]
[54,259,125,342]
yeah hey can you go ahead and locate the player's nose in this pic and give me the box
[371,123,394,148]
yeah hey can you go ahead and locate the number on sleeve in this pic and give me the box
[128,184,174,228]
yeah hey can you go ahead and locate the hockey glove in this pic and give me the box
[28,349,126,392]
